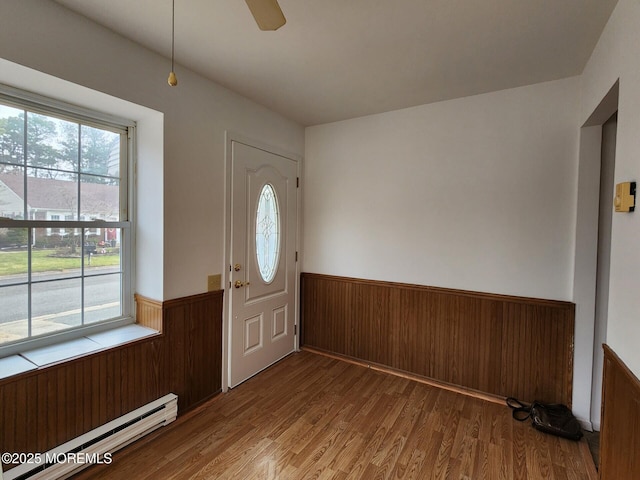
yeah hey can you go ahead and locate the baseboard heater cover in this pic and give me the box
[3,393,178,480]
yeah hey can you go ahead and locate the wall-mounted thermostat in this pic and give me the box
[614,181,636,212]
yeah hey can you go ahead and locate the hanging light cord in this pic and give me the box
[168,0,178,86]
[171,0,175,72]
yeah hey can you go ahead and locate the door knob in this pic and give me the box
[234,264,242,272]
[234,280,251,288]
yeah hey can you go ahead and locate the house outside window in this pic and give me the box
[0,86,134,354]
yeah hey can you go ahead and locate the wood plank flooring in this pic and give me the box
[72,350,595,480]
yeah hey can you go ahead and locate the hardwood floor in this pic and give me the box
[73,350,595,480]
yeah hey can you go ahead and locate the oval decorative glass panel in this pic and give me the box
[255,183,280,283]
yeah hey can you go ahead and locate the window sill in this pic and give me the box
[0,324,158,380]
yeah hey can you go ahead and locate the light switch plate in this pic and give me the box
[614,181,636,212]
[207,274,221,291]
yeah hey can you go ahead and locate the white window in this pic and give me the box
[0,85,134,355]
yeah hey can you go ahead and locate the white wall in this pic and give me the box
[580,0,640,380]
[0,0,305,300]
[304,78,580,300]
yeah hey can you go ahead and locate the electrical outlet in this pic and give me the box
[207,274,221,292]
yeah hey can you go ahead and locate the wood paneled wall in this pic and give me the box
[135,294,164,332]
[0,290,223,461]
[600,344,640,480]
[301,273,574,405]
[163,293,223,410]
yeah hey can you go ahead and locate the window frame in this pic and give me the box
[0,84,136,358]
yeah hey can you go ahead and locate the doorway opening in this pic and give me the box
[574,80,619,469]
[591,110,617,433]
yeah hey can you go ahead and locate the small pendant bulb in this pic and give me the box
[168,71,178,86]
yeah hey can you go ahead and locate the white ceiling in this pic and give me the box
[53,0,618,126]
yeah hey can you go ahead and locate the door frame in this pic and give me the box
[590,111,617,430]
[222,131,302,392]
[573,80,619,431]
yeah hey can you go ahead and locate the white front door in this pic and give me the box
[229,140,298,388]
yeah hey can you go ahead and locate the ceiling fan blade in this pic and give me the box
[245,0,286,31]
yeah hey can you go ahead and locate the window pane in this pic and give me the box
[0,228,28,284]
[56,117,80,172]
[57,119,79,172]
[26,112,63,172]
[85,234,121,276]
[0,169,25,219]
[81,125,120,178]
[32,228,82,279]
[84,274,121,324]
[255,183,280,283]
[24,113,80,174]
[27,169,78,220]
[0,284,28,344]
[32,278,81,336]
[0,104,24,169]
[81,174,120,221]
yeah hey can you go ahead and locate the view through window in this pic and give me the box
[0,91,132,351]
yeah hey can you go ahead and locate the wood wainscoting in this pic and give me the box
[301,273,575,405]
[599,344,640,479]
[0,290,223,461]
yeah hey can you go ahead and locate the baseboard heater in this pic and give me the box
[3,393,178,480]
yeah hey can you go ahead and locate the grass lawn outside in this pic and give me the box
[0,249,120,276]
